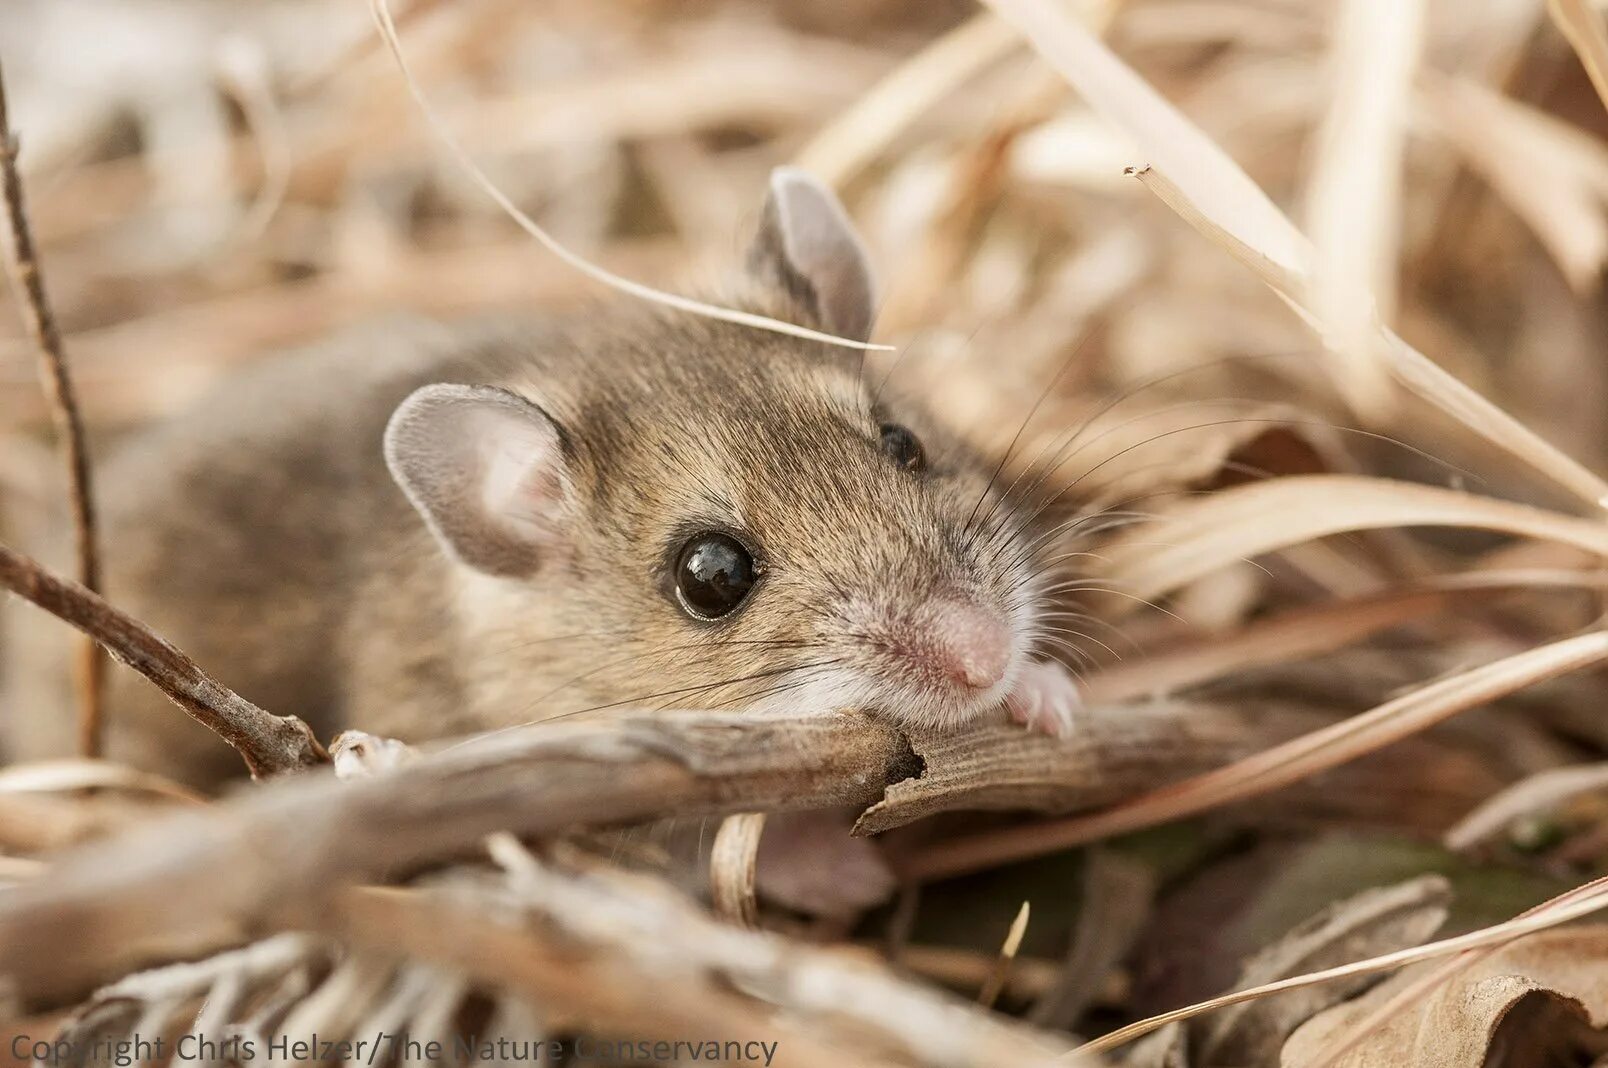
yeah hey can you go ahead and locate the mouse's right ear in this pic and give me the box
[384,384,571,579]
[748,167,878,342]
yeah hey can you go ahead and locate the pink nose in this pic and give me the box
[927,601,1012,690]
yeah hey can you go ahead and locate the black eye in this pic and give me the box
[879,423,924,471]
[674,532,757,620]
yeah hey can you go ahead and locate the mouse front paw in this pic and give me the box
[1005,659,1082,739]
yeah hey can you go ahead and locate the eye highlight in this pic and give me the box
[674,532,758,620]
[879,423,924,472]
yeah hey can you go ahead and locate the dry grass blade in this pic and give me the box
[710,812,766,929]
[984,0,1306,274]
[1095,475,1608,604]
[1125,137,1608,509]
[978,901,1031,1010]
[988,0,1554,482]
[1304,0,1423,415]
[907,630,1608,880]
[1085,570,1608,704]
[1548,0,1608,114]
[0,759,207,805]
[214,38,291,247]
[1075,883,1608,1056]
[1422,76,1608,290]
[794,12,1021,187]
[0,856,46,882]
[0,59,106,758]
[1444,762,1608,851]
[366,0,891,354]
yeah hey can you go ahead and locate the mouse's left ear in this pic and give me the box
[748,167,878,342]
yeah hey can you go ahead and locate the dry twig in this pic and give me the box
[0,540,326,780]
[0,58,106,757]
[0,709,911,1007]
[0,693,1508,1009]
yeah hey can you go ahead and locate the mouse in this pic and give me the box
[1,167,1084,788]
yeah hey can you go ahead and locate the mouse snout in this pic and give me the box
[928,600,1012,690]
[838,593,1017,707]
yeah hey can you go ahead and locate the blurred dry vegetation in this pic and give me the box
[5,0,1608,1065]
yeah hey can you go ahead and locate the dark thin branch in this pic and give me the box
[0,58,106,757]
[0,540,327,779]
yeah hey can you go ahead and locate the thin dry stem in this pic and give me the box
[977,901,1030,1010]
[0,59,106,758]
[0,540,327,780]
[0,709,912,1007]
[1096,474,1608,605]
[709,812,766,929]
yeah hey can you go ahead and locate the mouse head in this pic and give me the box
[384,169,1061,732]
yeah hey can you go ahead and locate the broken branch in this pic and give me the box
[0,540,327,780]
[0,694,1506,1008]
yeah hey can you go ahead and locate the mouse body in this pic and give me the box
[2,170,1082,786]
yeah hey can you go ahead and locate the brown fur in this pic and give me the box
[2,209,1052,788]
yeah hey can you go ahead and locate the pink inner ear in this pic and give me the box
[387,383,571,578]
[475,415,566,543]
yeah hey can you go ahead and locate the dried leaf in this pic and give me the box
[1196,876,1450,1066]
[1282,926,1608,1068]
[1079,886,1608,1057]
